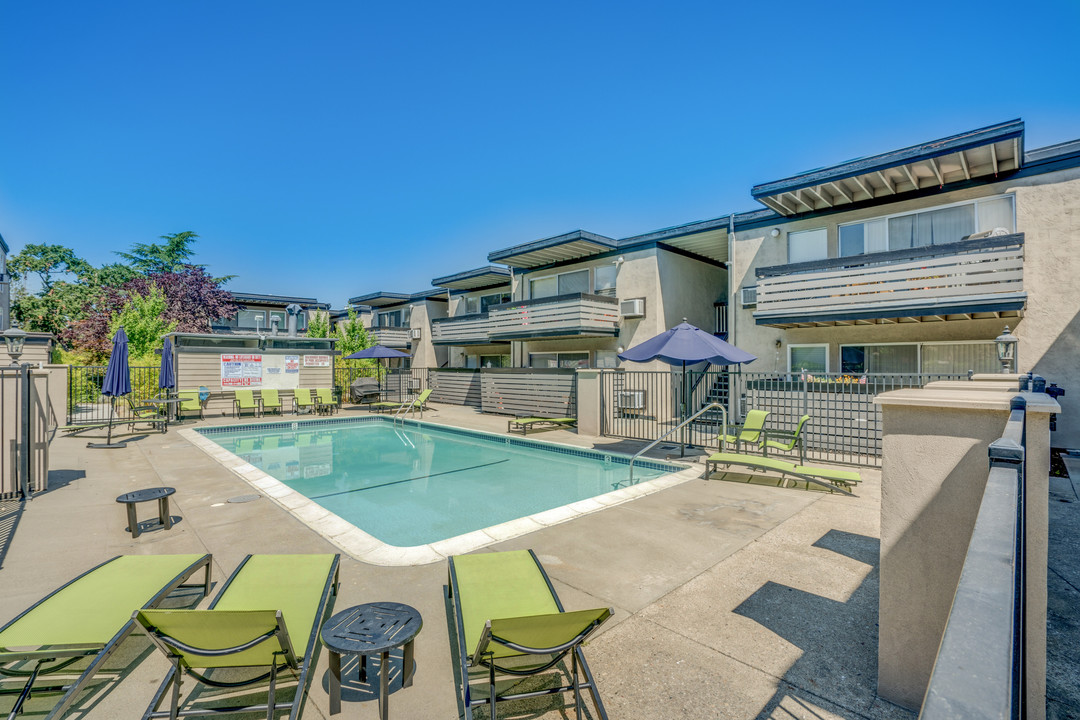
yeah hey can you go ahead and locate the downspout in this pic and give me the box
[727,213,736,350]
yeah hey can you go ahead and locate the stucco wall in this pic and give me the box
[408,299,448,369]
[730,166,1080,446]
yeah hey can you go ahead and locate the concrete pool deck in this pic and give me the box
[2,404,911,719]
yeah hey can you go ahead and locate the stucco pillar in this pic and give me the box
[875,383,1057,716]
[575,369,603,437]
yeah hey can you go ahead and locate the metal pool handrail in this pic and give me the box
[628,402,727,485]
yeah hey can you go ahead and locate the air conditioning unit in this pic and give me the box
[410,328,422,340]
[619,298,645,318]
[740,286,758,307]
[616,390,645,409]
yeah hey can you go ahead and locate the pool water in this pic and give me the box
[201,418,678,546]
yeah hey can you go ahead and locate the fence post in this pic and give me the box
[575,369,603,437]
[19,363,31,499]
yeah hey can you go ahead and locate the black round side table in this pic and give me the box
[320,602,422,719]
[115,487,176,539]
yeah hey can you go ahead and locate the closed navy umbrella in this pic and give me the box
[159,337,176,393]
[345,345,411,391]
[89,327,131,449]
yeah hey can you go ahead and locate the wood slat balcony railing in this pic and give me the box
[430,314,496,346]
[368,326,410,348]
[753,234,1025,323]
[487,293,620,341]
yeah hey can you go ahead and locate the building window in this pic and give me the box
[463,297,479,315]
[529,352,589,369]
[840,342,998,376]
[479,354,511,368]
[237,310,265,330]
[788,344,828,373]
[788,228,828,264]
[529,269,590,299]
[839,195,1015,256]
[595,350,618,368]
[593,265,617,297]
[378,310,403,327]
[480,292,510,312]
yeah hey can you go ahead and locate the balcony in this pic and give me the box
[430,314,498,346]
[369,326,410,348]
[487,293,620,341]
[752,234,1026,328]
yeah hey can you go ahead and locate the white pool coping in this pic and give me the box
[179,419,702,566]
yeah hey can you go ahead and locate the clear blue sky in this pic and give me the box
[2,1,1077,307]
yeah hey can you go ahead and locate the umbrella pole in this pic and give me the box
[88,397,126,449]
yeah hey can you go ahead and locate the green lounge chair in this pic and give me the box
[370,388,432,417]
[314,388,337,415]
[177,390,204,421]
[293,389,317,414]
[233,389,261,419]
[720,409,770,453]
[260,389,284,416]
[448,550,612,720]
[0,554,212,720]
[507,416,577,435]
[762,414,811,464]
[705,451,860,494]
[126,396,167,433]
[135,553,339,720]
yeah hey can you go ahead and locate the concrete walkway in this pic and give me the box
[0,405,912,719]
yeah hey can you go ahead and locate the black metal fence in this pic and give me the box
[67,365,161,425]
[601,370,964,466]
[332,365,428,404]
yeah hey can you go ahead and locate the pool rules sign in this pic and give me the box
[221,354,263,387]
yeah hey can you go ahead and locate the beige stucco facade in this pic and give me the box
[506,246,725,370]
[728,166,1080,446]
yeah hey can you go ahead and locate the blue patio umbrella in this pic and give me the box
[618,320,756,453]
[89,327,131,449]
[345,345,411,391]
[158,337,176,392]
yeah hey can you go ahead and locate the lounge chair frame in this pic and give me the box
[177,391,204,421]
[138,554,340,720]
[705,452,858,495]
[720,409,770,453]
[507,417,577,436]
[126,396,168,434]
[259,389,284,416]
[0,554,212,720]
[761,414,811,465]
[233,389,262,419]
[447,550,609,720]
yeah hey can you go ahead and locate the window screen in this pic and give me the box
[593,265,617,296]
[558,270,589,294]
[530,277,557,299]
[788,228,828,264]
[920,343,997,375]
[789,345,827,373]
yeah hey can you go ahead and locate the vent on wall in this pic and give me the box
[616,390,645,409]
[740,286,758,307]
[410,328,422,340]
[619,298,645,318]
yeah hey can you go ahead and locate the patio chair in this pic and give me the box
[370,388,432,416]
[233,389,261,419]
[314,388,337,415]
[293,389,318,414]
[260,388,284,416]
[720,409,770,453]
[135,554,339,720]
[177,390,204,421]
[705,451,860,494]
[125,396,167,433]
[0,554,212,720]
[762,414,811,464]
[507,416,577,436]
[448,549,612,720]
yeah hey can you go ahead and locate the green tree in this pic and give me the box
[7,244,92,293]
[306,310,331,338]
[333,308,375,360]
[116,231,201,274]
[109,284,178,363]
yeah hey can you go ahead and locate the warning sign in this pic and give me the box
[221,354,263,388]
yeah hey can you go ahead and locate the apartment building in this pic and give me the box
[347,290,449,368]
[719,119,1080,445]
[430,266,513,368]
[213,292,329,335]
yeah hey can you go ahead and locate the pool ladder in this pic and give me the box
[392,398,417,425]
[627,402,727,485]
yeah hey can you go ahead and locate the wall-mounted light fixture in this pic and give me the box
[613,256,625,267]
[2,327,28,365]
[770,228,781,238]
[775,339,782,350]
[995,326,1018,373]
